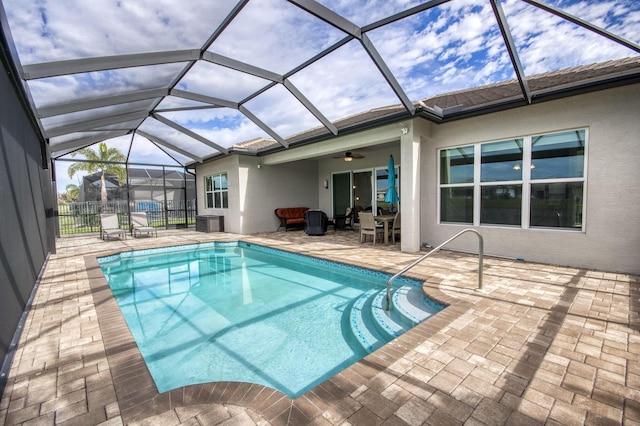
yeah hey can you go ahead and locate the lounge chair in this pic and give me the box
[100,213,126,241]
[358,212,383,245]
[304,210,329,236]
[131,212,157,238]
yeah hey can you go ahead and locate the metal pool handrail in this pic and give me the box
[385,229,484,311]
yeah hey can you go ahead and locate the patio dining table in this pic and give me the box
[374,214,395,244]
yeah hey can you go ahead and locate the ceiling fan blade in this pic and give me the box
[333,151,365,160]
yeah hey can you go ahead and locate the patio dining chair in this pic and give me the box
[131,212,157,238]
[100,213,126,241]
[391,212,401,244]
[358,212,383,245]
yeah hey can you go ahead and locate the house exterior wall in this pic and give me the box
[238,156,319,234]
[419,84,640,274]
[196,155,240,232]
[194,85,638,273]
[195,155,319,234]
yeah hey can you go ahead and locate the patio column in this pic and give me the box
[400,121,422,253]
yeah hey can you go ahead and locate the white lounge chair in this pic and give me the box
[100,213,126,241]
[131,212,157,238]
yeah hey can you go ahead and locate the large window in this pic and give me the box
[440,146,474,223]
[204,173,228,209]
[480,139,523,226]
[439,129,586,230]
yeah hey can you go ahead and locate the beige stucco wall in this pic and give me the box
[195,155,240,232]
[195,155,319,234]
[238,156,319,233]
[418,84,640,274]
[195,84,639,273]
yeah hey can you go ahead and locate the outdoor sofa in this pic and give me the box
[274,207,309,231]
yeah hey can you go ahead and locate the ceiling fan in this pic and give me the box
[333,151,365,162]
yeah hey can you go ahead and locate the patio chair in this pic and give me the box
[304,210,329,236]
[391,212,401,244]
[131,212,157,238]
[333,207,355,231]
[100,213,126,241]
[358,212,383,245]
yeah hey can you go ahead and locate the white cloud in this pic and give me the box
[28,63,184,107]
[243,84,323,137]
[288,40,399,121]
[316,0,424,27]
[209,0,345,74]
[3,0,639,165]
[502,0,638,75]
[367,0,512,98]
[176,61,271,103]
[4,0,238,63]
[146,110,271,152]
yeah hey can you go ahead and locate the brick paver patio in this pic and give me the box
[0,229,638,425]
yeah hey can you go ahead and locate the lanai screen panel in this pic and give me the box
[0,0,638,167]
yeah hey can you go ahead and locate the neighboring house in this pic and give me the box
[196,58,640,274]
[79,168,195,207]
[78,173,122,202]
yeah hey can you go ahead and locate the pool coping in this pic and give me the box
[85,244,468,424]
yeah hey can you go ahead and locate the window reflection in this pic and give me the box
[481,139,523,182]
[531,130,584,179]
[481,185,522,226]
[376,167,399,213]
[530,182,583,228]
[440,187,473,223]
[440,146,474,184]
[438,129,586,230]
[205,173,228,209]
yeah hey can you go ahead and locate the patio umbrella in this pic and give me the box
[384,155,399,209]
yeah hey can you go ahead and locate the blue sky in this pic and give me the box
[2,0,638,192]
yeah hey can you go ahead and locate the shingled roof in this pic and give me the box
[422,56,640,112]
[232,56,640,155]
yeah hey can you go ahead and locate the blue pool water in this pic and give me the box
[98,242,425,397]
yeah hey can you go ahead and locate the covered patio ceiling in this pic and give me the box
[1,0,639,168]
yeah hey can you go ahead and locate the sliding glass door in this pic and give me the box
[332,172,351,218]
[352,170,372,222]
[332,166,400,221]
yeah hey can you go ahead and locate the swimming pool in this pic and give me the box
[98,241,437,397]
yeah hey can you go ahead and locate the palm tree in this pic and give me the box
[68,142,126,205]
[64,183,80,202]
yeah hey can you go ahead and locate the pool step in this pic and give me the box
[350,285,445,353]
[391,285,443,325]
[349,289,389,353]
[371,289,412,338]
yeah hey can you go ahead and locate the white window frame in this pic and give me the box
[438,128,588,231]
[204,172,228,209]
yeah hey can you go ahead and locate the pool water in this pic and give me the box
[98,242,422,397]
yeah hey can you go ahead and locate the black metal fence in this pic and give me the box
[57,200,196,235]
